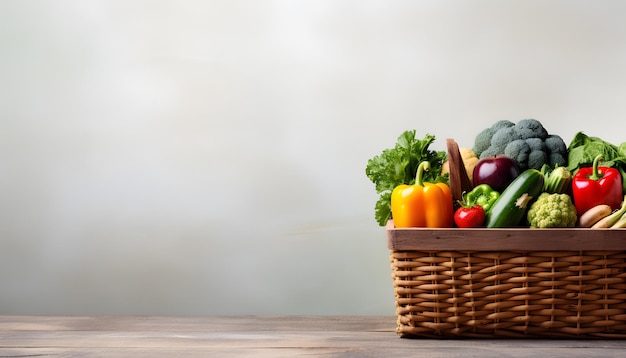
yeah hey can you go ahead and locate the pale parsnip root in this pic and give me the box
[591,195,626,229]
[577,204,612,227]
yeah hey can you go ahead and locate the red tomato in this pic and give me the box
[454,205,486,228]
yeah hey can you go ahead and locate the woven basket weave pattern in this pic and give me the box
[391,250,626,338]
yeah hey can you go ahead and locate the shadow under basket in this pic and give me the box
[386,220,626,338]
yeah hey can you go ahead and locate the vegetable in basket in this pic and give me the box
[472,155,521,192]
[571,154,623,214]
[453,204,485,228]
[567,131,626,192]
[610,213,626,228]
[578,204,612,227]
[453,181,498,228]
[365,131,448,226]
[463,184,499,212]
[541,164,572,194]
[391,161,453,228]
[442,147,479,185]
[592,195,626,228]
[485,168,545,228]
[472,119,568,170]
[526,193,577,228]
[609,199,626,228]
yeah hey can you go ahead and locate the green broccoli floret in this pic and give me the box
[489,126,516,155]
[545,134,566,153]
[528,150,548,170]
[472,127,494,156]
[549,153,567,167]
[471,119,568,170]
[544,134,568,167]
[472,120,515,156]
[524,137,545,152]
[513,119,548,140]
[503,139,531,169]
[479,146,500,158]
[526,192,577,228]
[491,119,516,132]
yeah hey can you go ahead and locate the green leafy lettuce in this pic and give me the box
[365,130,448,226]
[567,132,626,192]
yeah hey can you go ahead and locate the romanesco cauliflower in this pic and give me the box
[526,192,577,228]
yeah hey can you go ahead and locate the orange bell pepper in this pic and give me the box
[391,161,453,228]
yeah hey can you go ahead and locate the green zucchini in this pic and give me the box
[485,169,545,228]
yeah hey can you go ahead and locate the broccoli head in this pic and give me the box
[513,119,548,140]
[472,119,568,170]
[526,192,577,228]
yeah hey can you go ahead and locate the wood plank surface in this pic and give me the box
[387,220,626,251]
[2,315,626,357]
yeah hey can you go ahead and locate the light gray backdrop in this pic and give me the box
[2,0,625,315]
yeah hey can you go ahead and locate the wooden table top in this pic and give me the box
[2,315,626,357]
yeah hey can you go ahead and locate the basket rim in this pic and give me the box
[386,220,626,251]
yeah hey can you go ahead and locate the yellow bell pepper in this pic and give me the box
[391,161,453,228]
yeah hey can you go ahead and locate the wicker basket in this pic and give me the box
[387,220,626,338]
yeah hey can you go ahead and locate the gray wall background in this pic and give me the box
[2,0,626,315]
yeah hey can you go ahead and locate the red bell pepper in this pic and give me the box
[572,154,623,214]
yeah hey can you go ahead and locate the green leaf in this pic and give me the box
[396,130,415,149]
[619,142,626,157]
[374,192,392,226]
